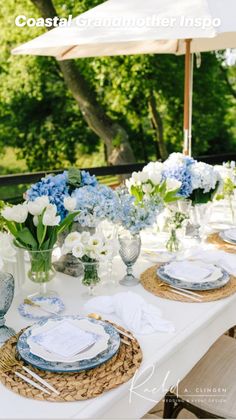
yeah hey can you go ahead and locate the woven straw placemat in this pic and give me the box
[207,233,236,254]
[140,264,236,303]
[0,326,142,402]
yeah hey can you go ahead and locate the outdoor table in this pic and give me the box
[1,248,236,420]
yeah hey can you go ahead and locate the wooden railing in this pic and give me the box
[0,153,235,203]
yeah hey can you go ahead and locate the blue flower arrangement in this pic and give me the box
[162,153,195,198]
[117,188,158,234]
[26,169,98,220]
[72,185,120,228]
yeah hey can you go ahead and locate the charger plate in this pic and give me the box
[0,325,142,402]
[140,264,236,303]
[207,233,236,254]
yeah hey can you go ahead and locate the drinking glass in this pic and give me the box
[118,229,141,286]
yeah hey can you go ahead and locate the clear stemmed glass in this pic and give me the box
[190,203,212,242]
[97,220,118,286]
[118,229,141,286]
[0,272,15,345]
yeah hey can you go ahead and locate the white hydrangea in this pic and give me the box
[190,162,219,193]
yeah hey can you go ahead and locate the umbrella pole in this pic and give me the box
[183,39,192,156]
[188,53,194,156]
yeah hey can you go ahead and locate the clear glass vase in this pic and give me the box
[80,260,101,296]
[28,248,56,298]
[118,229,141,286]
[0,272,15,345]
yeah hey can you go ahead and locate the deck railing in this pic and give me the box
[0,153,235,203]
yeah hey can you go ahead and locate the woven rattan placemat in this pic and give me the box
[140,264,236,303]
[207,233,236,254]
[0,326,142,402]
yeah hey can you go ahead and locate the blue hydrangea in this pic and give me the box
[26,172,69,220]
[117,189,158,234]
[162,153,195,198]
[72,185,120,227]
[81,170,98,187]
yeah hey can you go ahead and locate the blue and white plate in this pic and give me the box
[157,265,230,291]
[18,296,65,321]
[17,316,120,372]
[220,229,236,246]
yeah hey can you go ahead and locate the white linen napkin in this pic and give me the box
[180,247,236,276]
[84,291,175,334]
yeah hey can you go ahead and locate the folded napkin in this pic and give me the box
[84,292,175,334]
[180,247,236,277]
[31,320,95,358]
[164,261,213,283]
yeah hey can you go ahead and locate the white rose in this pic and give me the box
[166,178,181,191]
[2,203,28,223]
[80,231,91,245]
[72,244,84,258]
[64,232,81,249]
[148,171,162,185]
[27,196,50,216]
[42,204,60,226]
[64,196,77,212]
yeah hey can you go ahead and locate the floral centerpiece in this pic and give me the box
[126,161,181,205]
[1,196,78,294]
[215,161,236,223]
[63,231,111,294]
[162,153,220,204]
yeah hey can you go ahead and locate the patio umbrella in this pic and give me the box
[12,0,236,155]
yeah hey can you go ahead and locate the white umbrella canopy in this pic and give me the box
[12,0,236,154]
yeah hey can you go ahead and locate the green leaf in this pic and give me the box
[16,227,38,250]
[67,168,82,191]
[57,211,80,235]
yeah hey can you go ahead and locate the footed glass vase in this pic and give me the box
[0,272,15,345]
[118,229,141,286]
[28,248,56,298]
[80,260,101,296]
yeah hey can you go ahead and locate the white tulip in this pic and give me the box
[142,183,153,194]
[64,196,77,212]
[33,216,39,227]
[27,196,50,216]
[64,232,81,249]
[166,178,181,191]
[143,161,163,175]
[148,171,162,185]
[2,203,28,223]
[42,205,60,226]
[72,244,84,258]
[1,206,14,222]
[132,171,149,184]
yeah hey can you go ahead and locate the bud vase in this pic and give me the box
[80,260,101,296]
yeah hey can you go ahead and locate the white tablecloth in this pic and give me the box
[1,245,236,419]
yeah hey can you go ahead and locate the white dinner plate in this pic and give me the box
[27,318,110,363]
[164,261,222,284]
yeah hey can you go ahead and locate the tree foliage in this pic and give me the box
[0,0,235,172]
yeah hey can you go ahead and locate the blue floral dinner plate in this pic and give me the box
[17,316,121,372]
[157,265,230,291]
